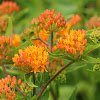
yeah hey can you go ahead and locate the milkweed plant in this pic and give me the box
[0,1,100,100]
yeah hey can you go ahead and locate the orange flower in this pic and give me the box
[66,14,82,27]
[12,34,20,47]
[0,1,20,15]
[56,29,87,59]
[0,36,13,64]
[86,16,100,29]
[0,75,21,100]
[31,9,67,33]
[12,45,49,73]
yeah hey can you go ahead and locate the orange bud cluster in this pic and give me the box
[86,16,100,29]
[0,15,8,33]
[0,36,13,64]
[53,14,82,42]
[66,14,82,27]
[56,29,87,59]
[0,1,20,15]
[12,45,49,73]
[0,75,22,100]
[12,34,21,47]
[31,9,67,33]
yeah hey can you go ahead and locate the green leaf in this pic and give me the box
[82,56,100,63]
[5,17,13,37]
[30,95,37,100]
[12,8,29,22]
[47,34,51,45]
[24,73,38,87]
[43,71,49,84]
[6,39,32,56]
[66,63,87,73]
[69,87,77,100]
[40,88,49,100]
[46,48,70,59]
[53,39,58,46]
[84,44,100,55]
[64,14,73,21]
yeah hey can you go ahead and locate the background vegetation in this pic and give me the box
[1,0,100,100]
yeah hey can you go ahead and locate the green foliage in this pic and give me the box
[82,56,100,63]
[24,73,38,87]
[30,95,37,100]
[69,87,77,100]
[66,63,87,73]
[5,17,13,37]
[84,44,100,55]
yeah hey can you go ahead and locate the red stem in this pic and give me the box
[50,31,53,53]
[37,61,73,99]
[38,37,49,46]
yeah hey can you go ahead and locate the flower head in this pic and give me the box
[12,34,21,47]
[12,45,49,73]
[0,1,20,15]
[0,75,22,100]
[66,14,82,27]
[56,29,87,60]
[0,36,13,64]
[19,82,33,94]
[90,30,100,43]
[86,16,100,29]
[31,9,67,33]
[0,15,8,33]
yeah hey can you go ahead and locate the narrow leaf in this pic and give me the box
[5,17,13,37]
[24,73,38,87]
[82,56,100,63]
[30,95,37,100]
[84,44,100,55]
[66,63,87,73]
[69,87,77,100]
[6,39,32,56]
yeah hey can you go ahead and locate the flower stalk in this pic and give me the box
[37,60,73,99]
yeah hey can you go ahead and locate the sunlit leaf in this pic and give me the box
[82,56,100,63]
[30,95,37,100]
[24,73,38,87]
[5,17,13,37]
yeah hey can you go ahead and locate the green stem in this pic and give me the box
[33,73,35,96]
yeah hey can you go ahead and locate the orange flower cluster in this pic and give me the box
[86,16,100,29]
[0,75,22,100]
[0,36,13,64]
[66,14,82,27]
[12,34,20,47]
[31,9,67,33]
[53,14,82,42]
[12,45,49,73]
[0,15,8,33]
[0,1,20,15]
[56,29,87,59]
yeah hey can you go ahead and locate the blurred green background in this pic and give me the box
[1,0,100,100]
